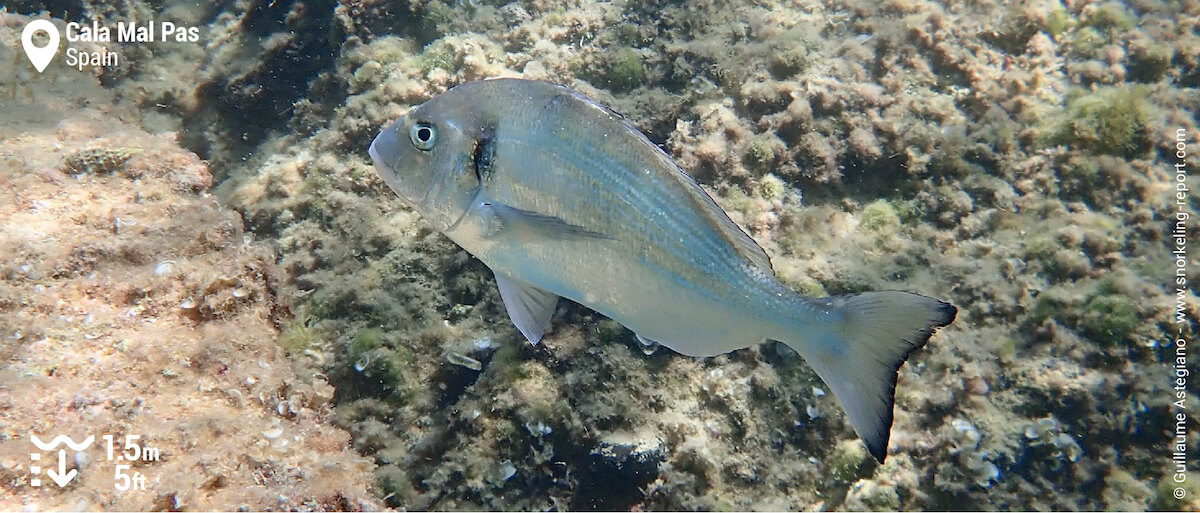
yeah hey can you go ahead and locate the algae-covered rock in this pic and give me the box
[0,105,377,510]
[830,439,870,482]
[1050,86,1153,157]
[604,47,647,91]
[860,200,902,232]
[1079,294,1138,347]
[4,0,1196,509]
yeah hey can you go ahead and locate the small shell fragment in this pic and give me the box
[154,260,177,276]
[497,460,516,481]
[447,352,482,371]
[354,354,370,372]
[636,335,658,355]
[525,421,552,436]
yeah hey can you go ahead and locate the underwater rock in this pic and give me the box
[0,71,377,509]
[3,0,1197,509]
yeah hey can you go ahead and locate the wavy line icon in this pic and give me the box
[31,434,94,452]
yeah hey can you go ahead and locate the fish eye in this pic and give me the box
[409,122,437,151]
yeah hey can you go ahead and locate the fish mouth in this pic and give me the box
[369,121,417,207]
[368,129,393,176]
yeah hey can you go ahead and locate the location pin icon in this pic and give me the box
[22,20,61,73]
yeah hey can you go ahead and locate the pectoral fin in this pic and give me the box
[495,272,560,344]
[482,202,610,242]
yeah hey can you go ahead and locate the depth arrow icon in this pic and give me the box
[46,449,77,487]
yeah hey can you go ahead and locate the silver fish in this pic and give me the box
[369,79,956,461]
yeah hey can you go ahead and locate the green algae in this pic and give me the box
[376,466,416,506]
[742,136,776,172]
[995,337,1018,361]
[1082,2,1134,32]
[420,38,459,73]
[1048,86,1152,157]
[796,278,828,298]
[859,483,902,510]
[860,200,902,232]
[765,27,819,79]
[350,327,386,356]
[1067,26,1106,59]
[280,312,321,354]
[768,41,813,78]
[1079,294,1138,347]
[491,344,531,382]
[1027,288,1077,327]
[605,47,647,91]
[742,134,787,176]
[1128,43,1173,82]
[348,327,410,392]
[1045,8,1071,37]
[757,174,786,201]
[573,46,647,92]
[830,439,870,482]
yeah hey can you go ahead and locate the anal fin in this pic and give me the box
[495,272,560,344]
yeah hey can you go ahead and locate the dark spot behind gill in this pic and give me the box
[473,125,496,182]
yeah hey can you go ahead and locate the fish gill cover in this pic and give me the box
[0,0,1197,511]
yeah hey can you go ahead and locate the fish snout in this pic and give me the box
[368,121,403,176]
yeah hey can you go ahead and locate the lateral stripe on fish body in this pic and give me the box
[516,90,767,278]
[368,78,957,462]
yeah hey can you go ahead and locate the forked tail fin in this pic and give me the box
[779,291,956,462]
